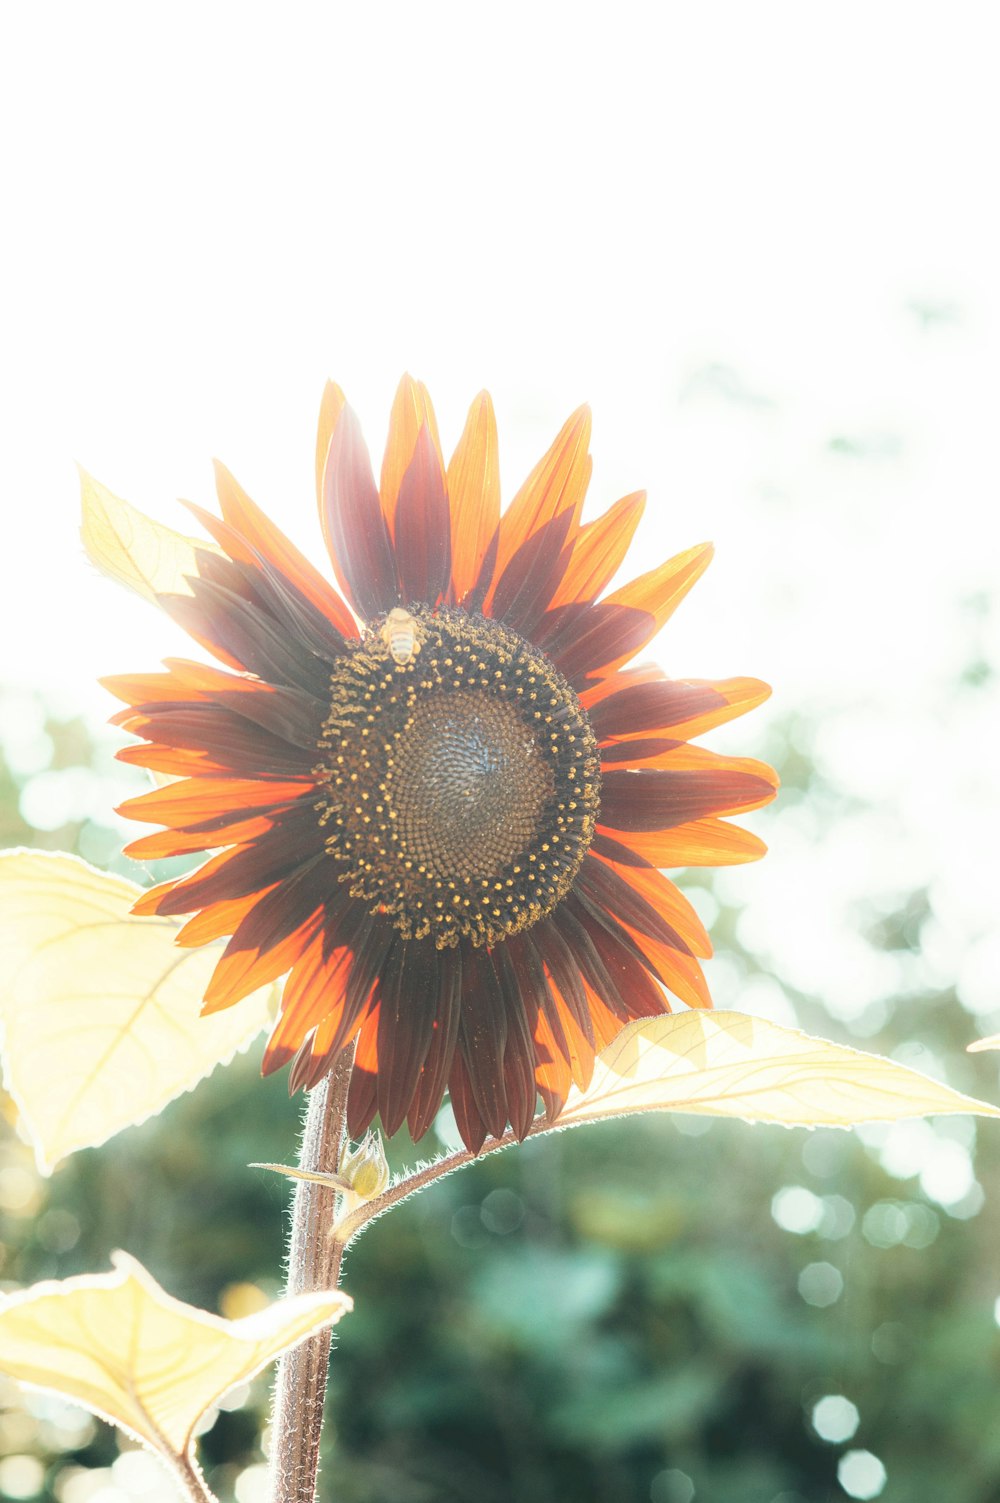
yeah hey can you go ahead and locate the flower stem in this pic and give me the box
[267,1042,356,1503]
[335,1117,558,1245]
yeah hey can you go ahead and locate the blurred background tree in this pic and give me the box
[2,656,999,1503]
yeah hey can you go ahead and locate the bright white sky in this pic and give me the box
[1,4,998,1060]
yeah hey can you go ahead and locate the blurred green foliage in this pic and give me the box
[2,691,1000,1503]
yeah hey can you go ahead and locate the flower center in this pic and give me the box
[315,606,601,948]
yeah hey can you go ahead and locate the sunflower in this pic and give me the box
[103,378,777,1152]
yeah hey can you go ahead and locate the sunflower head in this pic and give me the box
[105,377,777,1152]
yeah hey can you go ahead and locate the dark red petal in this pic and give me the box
[185,499,352,664]
[118,706,316,778]
[336,917,396,1050]
[147,808,323,914]
[162,580,332,698]
[488,509,574,637]
[447,1048,489,1154]
[186,572,333,695]
[320,404,399,622]
[529,919,595,1048]
[407,945,463,1142]
[493,944,542,1140]
[375,940,440,1138]
[564,893,668,1020]
[393,426,452,607]
[589,681,729,742]
[545,602,657,686]
[599,737,683,767]
[237,555,349,665]
[288,1034,328,1095]
[530,599,590,657]
[550,900,631,1022]
[457,947,509,1139]
[207,682,325,750]
[575,854,693,956]
[600,768,776,832]
[509,931,569,1067]
[346,1056,380,1137]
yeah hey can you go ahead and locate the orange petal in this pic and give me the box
[602,817,768,867]
[101,659,261,708]
[635,938,713,1010]
[656,677,772,741]
[116,743,226,779]
[101,671,206,707]
[213,460,357,637]
[201,912,320,1015]
[175,891,276,946]
[263,935,355,1069]
[594,542,715,675]
[315,380,347,509]
[596,677,772,747]
[130,847,236,915]
[351,1005,380,1073]
[117,776,315,827]
[532,1005,573,1101]
[582,979,638,1050]
[486,406,592,608]
[549,492,646,608]
[446,391,501,603]
[545,973,598,1092]
[379,375,443,534]
[579,663,665,711]
[124,812,286,860]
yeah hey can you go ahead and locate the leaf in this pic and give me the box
[0,1252,349,1459]
[0,850,274,1173]
[79,468,222,604]
[555,1011,1000,1130]
[968,1035,1000,1053]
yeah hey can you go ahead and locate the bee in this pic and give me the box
[380,607,422,666]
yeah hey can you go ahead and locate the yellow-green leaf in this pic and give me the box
[0,1252,349,1459]
[79,467,222,604]
[556,1011,1000,1130]
[0,850,274,1173]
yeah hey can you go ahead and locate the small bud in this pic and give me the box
[340,1133,390,1201]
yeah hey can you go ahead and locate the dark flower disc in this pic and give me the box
[315,606,600,948]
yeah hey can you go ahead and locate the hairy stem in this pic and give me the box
[267,1043,356,1503]
[170,1450,219,1503]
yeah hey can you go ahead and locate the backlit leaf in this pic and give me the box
[0,1252,349,1458]
[0,850,274,1173]
[556,1011,1000,1130]
[79,468,222,604]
